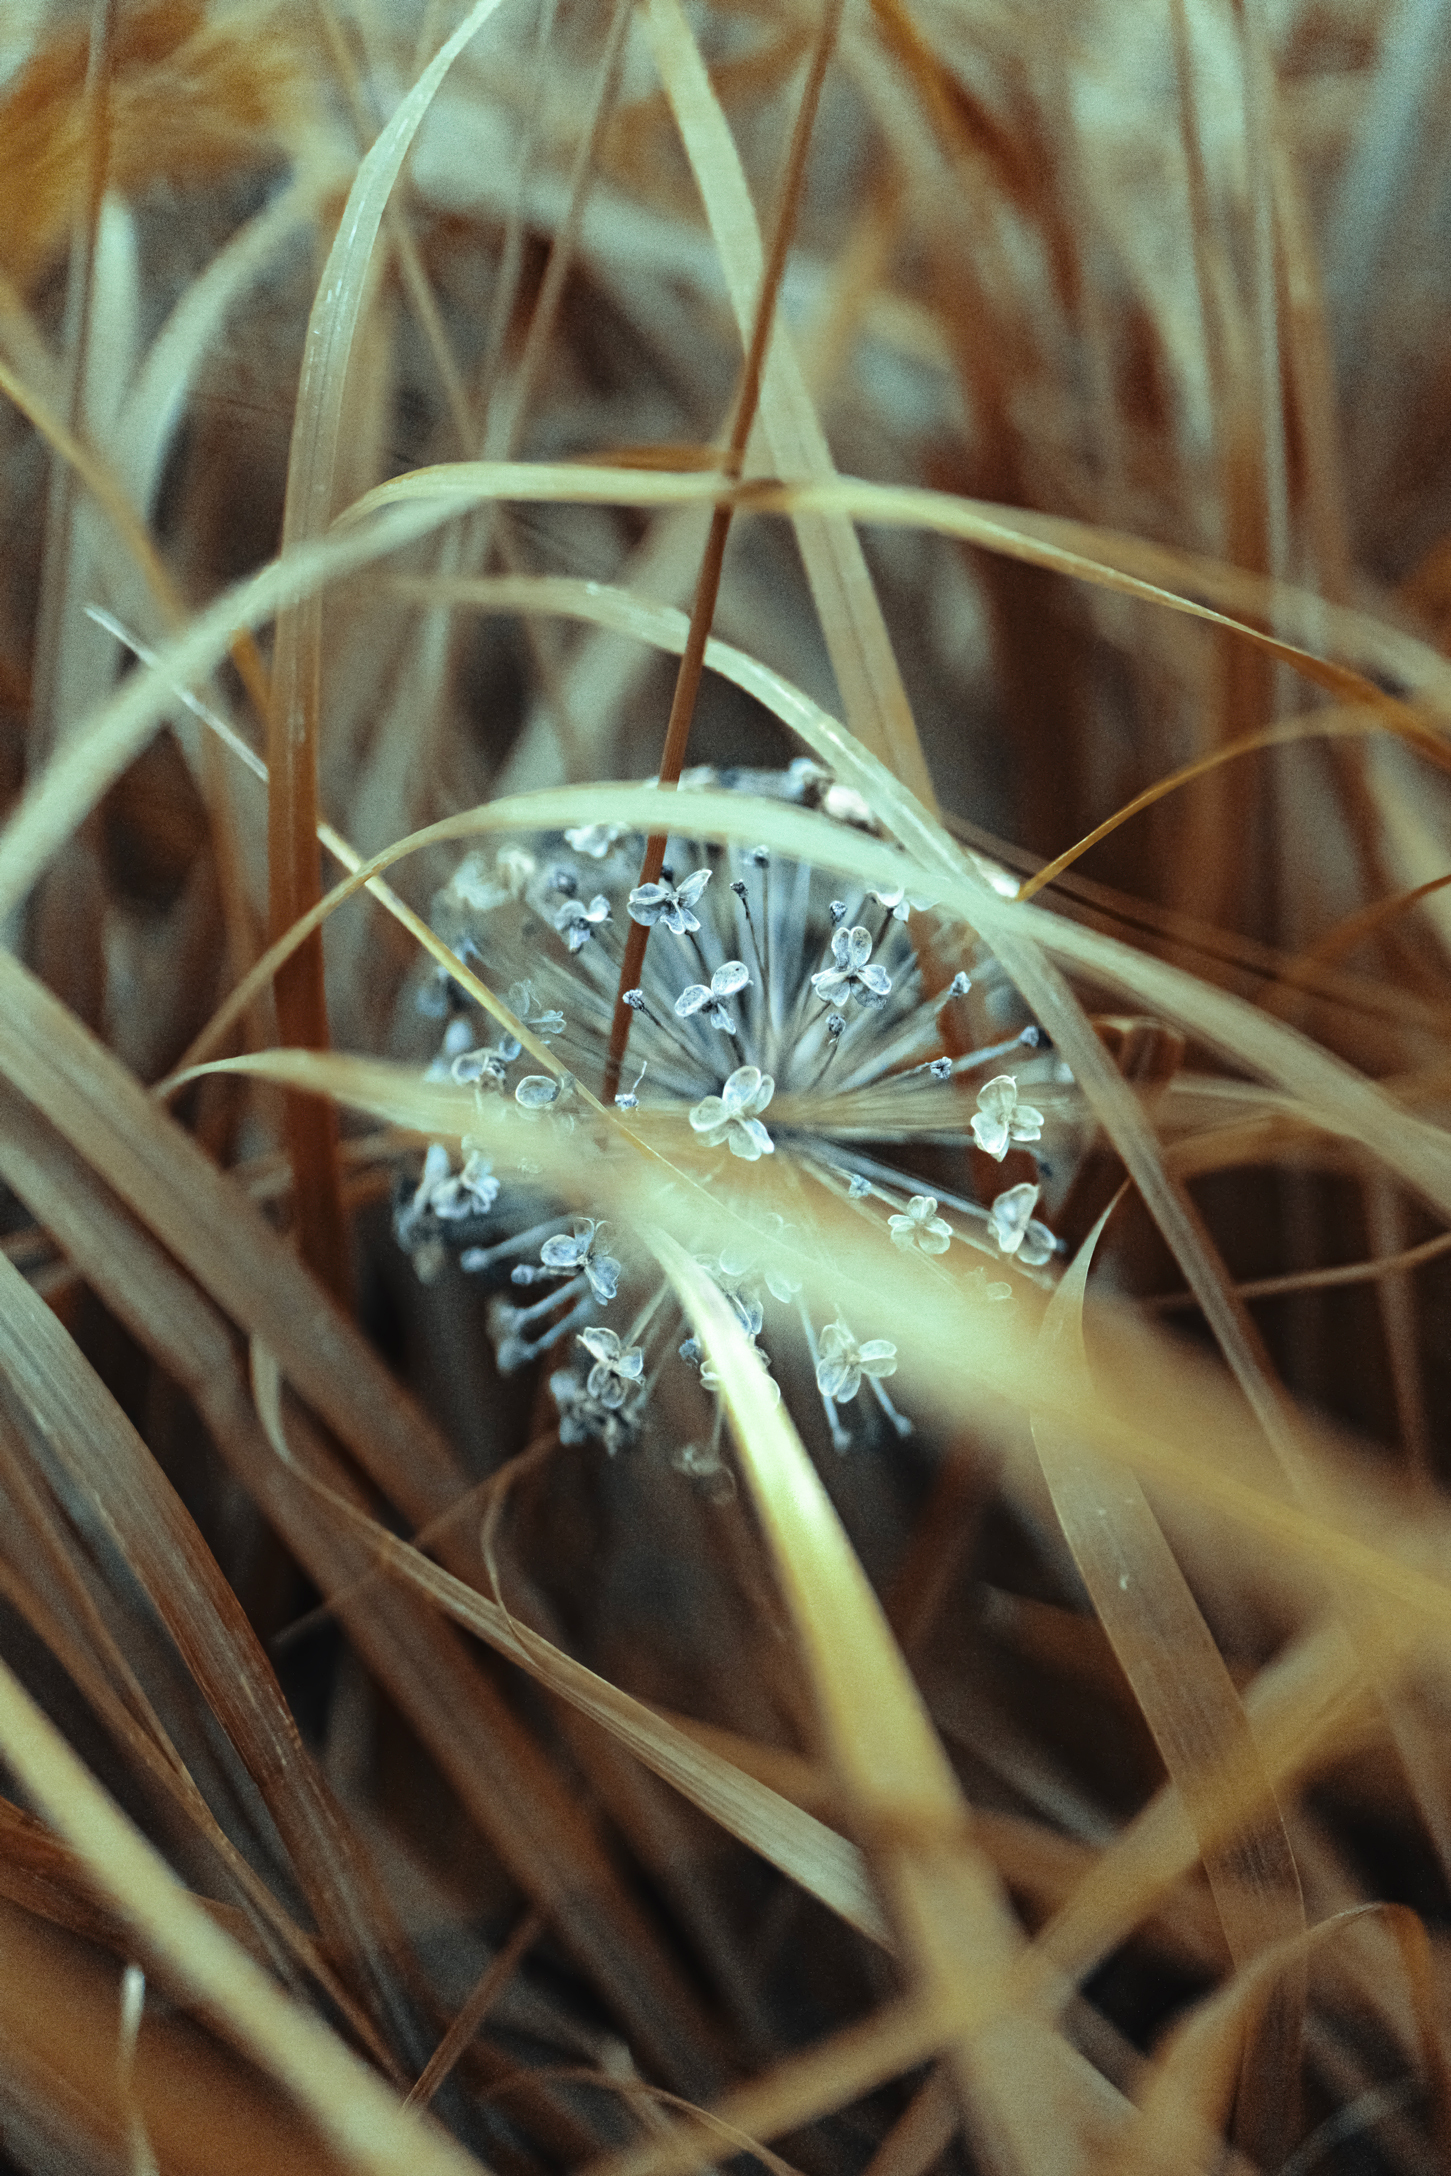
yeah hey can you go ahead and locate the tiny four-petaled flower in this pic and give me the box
[564,821,626,858]
[869,884,935,922]
[888,1194,953,1254]
[628,867,711,935]
[676,960,749,1031]
[988,1184,1056,1266]
[815,1321,898,1403]
[578,1325,645,1408]
[970,1074,1045,1160]
[689,1065,775,1160]
[540,1217,622,1302]
[810,924,892,1008]
[554,894,610,951]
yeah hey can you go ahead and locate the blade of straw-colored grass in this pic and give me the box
[175,1070,1451,1684]
[652,1237,1130,2175]
[0,1894,372,2176]
[237,1421,887,1946]
[0,1650,490,2176]
[0,1401,367,2031]
[857,2067,957,2176]
[81,606,527,1096]
[142,780,1451,1232]
[0,949,466,1518]
[643,0,936,810]
[1014,709,1387,903]
[1126,1905,1450,2176]
[266,0,511,1296]
[1031,1206,1304,2168]
[579,1995,967,2176]
[0,1237,417,2074]
[0,1090,721,2109]
[339,462,1451,739]
[7,453,1451,929]
[405,1907,543,2111]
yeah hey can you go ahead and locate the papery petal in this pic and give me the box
[857,963,892,997]
[728,1118,773,1159]
[817,1357,857,1401]
[971,1113,1010,1158]
[677,868,712,906]
[857,1341,898,1377]
[675,984,711,1017]
[712,959,749,996]
[586,1255,621,1303]
[1018,1224,1056,1268]
[590,1365,627,1408]
[689,1096,727,1134]
[721,1066,763,1116]
[579,1326,621,1362]
[616,1347,645,1381]
[845,925,872,969]
[978,1075,1017,1119]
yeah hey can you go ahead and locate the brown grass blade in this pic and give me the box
[0,1077,727,2098]
[1031,1207,1304,2166]
[0,1645,489,2176]
[653,1237,1130,2174]
[0,1227,414,2073]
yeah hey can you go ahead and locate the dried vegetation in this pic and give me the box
[1,0,1450,2171]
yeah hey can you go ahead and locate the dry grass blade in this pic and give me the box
[0,1080,727,2098]
[0,949,466,1518]
[1031,1207,1304,2166]
[653,1237,1129,2174]
[257,1463,888,1946]
[1125,1905,1450,2176]
[0,1232,413,2071]
[146,778,1451,1226]
[0,1645,489,2176]
[266,0,510,1295]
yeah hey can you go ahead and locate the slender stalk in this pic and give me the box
[603,0,846,1101]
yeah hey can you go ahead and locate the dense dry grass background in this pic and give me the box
[2,0,1451,2170]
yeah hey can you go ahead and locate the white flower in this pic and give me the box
[515,1075,560,1109]
[578,1325,645,1409]
[507,982,565,1037]
[554,894,611,951]
[398,1144,500,1237]
[540,1217,621,1302]
[810,924,892,1008]
[815,1322,898,1402]
[689,1065,775,1160]
[628,867,711,935]
[988,1184,1055,1266]
[869,885,935,922]
[970,1074,1045,1160]
[565,822,626,858]
[675,960,750,1031]
[888,1194,952,1255]
[449,846,535,912]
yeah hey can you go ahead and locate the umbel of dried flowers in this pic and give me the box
[396,765,1064,1497]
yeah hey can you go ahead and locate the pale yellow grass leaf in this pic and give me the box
[0,1651,488,2176]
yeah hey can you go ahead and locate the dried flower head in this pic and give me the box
[411,767,1066,1483]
